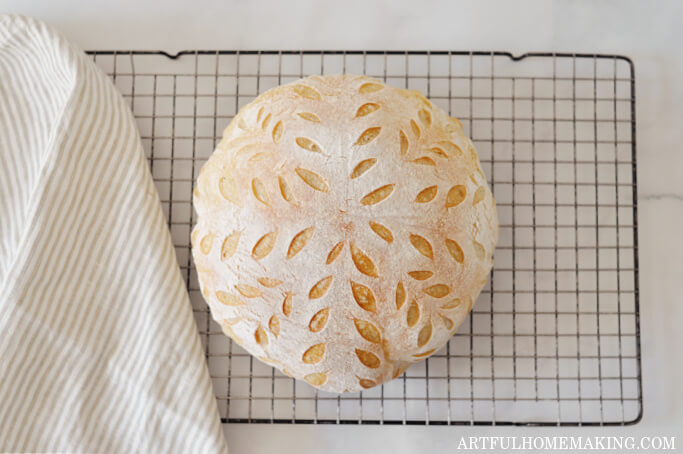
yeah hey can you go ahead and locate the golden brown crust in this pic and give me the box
[192,75,498,393]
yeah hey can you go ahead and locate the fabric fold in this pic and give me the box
[0,14,227,453]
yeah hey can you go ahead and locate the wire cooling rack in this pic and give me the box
[87,50,641,426]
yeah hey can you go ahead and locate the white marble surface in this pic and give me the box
[5,0,682,452]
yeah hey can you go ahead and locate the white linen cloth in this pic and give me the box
[0,14,227,453]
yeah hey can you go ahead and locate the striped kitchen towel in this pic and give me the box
[0,14,227,453]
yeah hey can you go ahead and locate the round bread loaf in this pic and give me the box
[192,75,498,393]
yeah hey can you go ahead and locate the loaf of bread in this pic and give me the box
[191,75,498,393]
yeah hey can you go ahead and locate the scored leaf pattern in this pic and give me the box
[350,158,377,179]
[295,167,329,192]
[194,75,496,392]
[252,231,277,259]
[296,137,322,153]
[354,102,380,118]
[309,308,330,332]
[354,319,382,343]
[297,111,321,122]
[287,227,315,259]
[350,281,377,312]
[360,184,395,206]
[309,276,333,299]
[354,127,382,146]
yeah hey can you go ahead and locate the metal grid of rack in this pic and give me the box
[87,50,641,426]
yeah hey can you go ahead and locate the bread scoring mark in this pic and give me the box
[216,291,245,306]
[473,186,486,205]
[251,178,271,206]
[221,318,243,343]
[413,348,436,358]
[349,242,379,278]
[252,231,278,259]
[282,293,293,317]
[428,147,448,158]
[418,108,432,127]
[354,103,380,118]
[406,300,420,327]
[473,240,486,260]
[409,233,434,259]
[360,184,395,206]
[408,270,434,280]
[439,314,454,330]
[399,130,409,155]
[445,238,465,263]
[304,372,327,386]
[200,233,214,255]
[396,281,406,309]
[258,355,280,367]
[287,227,315,259]
[302,343,326,364]
[359,378,376,389]
[359,82,383,94]
[369,221,393,243]
[248,152,273,163]
[295,167,329,192]
[309,307,330,332]
[441,298,462,309]
[446,185,467,208]
[410,119,421,139]
[350,158,377,179]
[292,84,321,100]
[412,156,435,166]
[413,92,432,110]
[309,276,334,299]
[354,127,382,146]
[218,175,240,204]
[297,111,321,122]
[269,315,280,337]
[235,144,261,159]
[350,281,377,312]
[221,232,241,260]
[261,113,272,130]
[278,176,295,203]
[415,186,438,203]
[354,319,382,343]
[272,120,283,143]
[234,284,263,298]
[438,141,463,157]
[257,277,282,288]
[424,284,451,298]
[355,348,381,368]
[326,241,345,264]
[254,326,268,347]
[256,106,264,123]
[296,137,322,153]
[417,321,432,347]
[392,363,410,379]
[467,297,474,312]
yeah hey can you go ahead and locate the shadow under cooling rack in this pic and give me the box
[86,50,641,426]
